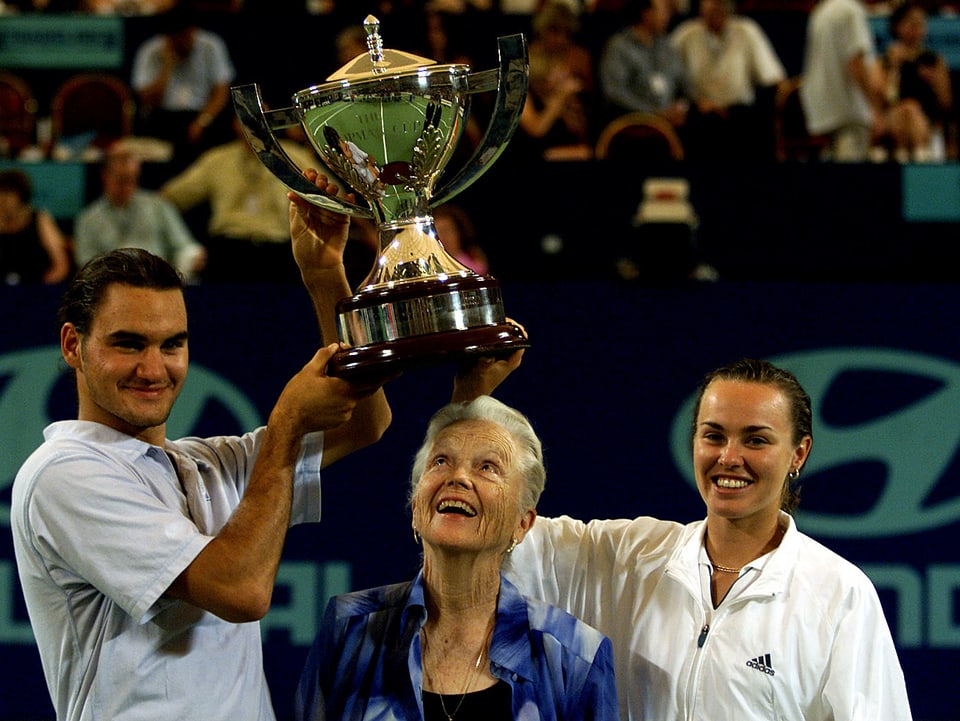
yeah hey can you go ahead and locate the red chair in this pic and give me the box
[0,72,39,158]
[595,112,685,164]
[50,73,136,152]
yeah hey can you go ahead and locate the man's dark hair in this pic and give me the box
[890,0,923,37]
[57,248,185,334]
[692,358,813,443]
[624,0,656,24]
[157,2,196,35]
[322,124,342,150]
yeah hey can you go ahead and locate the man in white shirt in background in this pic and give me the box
[800,0,886,161]
[74,142,207,281]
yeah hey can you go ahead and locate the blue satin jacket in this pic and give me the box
[295,571,619,721]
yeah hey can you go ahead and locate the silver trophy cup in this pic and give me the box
[232,15,529,378]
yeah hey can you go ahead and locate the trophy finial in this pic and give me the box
[363,15,387,72]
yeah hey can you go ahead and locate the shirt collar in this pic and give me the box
[44,420,160,462]
[402,570,537,684]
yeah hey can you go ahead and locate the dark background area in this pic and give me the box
[2,279,959,720]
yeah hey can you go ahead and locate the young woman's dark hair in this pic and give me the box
[690,357,813,512]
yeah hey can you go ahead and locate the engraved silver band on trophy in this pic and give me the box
[232,16,529,378]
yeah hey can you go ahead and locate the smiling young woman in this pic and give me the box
[505,358,913,721]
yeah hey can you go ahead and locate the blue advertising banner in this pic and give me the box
[0,279,957,720]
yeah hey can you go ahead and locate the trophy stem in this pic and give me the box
[358,216,474,290]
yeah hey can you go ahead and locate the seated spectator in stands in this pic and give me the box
[73,142,206,282]
[598,0,691,132]
[669,0,787,161]
[800,0,885,161]
[81,0,176,13]
[517,0,596,160]
[159,116,317,284]
[0,169,71,286]
[434,203,489,275]
[878,0,953,162]
[131,3,236,173]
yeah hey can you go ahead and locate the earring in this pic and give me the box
[413,528,422,545]
[506,537,518,554]
[788,468,801,481]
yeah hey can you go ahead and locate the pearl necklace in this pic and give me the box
[422,618,495,721]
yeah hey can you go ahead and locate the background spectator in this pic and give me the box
[334,23,369,66]
[73,142,206,281]
[517,0,597,160]
[80,0,177,13]
[131,2,236,174]
[800,0,885,161]
[160,117,316,284]
[878,0,953,162]
[598,0,691,132]
[434,203,490,275]
[0,169,71,286]
[670,0,787,161]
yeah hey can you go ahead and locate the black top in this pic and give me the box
[422,680,512,721]
[0,211,51,285]
[898,55,947,122]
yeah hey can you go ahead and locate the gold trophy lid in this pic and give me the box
[326,15,451,82]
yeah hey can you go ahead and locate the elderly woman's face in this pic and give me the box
[412,419,532,556]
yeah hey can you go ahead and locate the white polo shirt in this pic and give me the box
[12,421,324,721]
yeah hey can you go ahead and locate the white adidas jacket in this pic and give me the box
[505,512,912,721]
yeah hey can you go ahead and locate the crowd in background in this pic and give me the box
[1,0,958,285]
[3,0,956,162]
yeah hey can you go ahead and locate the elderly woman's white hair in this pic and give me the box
[409,396,546,513]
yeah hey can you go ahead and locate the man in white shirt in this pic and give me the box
[131,3,236,170]
[670,0,787,160]
[12,174,392,721]
[74,143,207,282]
[800,0,885,161]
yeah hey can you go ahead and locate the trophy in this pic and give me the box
[232,15,530,379]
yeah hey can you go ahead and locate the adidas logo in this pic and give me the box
[746,653,775,676]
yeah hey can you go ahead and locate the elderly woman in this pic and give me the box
[295,395,618,721]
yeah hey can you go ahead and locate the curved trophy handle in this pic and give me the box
[430,33,529,207]
[231,83,374,219]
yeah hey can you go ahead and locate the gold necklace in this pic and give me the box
[422,617,495,721]
[709,524,786,575]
